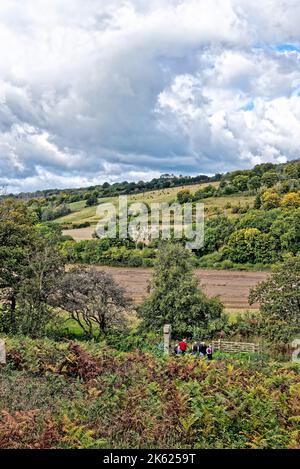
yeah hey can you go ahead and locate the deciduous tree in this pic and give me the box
[138,243,224,337]
[52,267,130,337]
[249,257,300,342]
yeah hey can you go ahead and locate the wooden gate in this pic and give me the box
[212,339,260,354]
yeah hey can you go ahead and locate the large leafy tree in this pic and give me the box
[138,243,223,337]
[249,256,300,342]
[261,171,279,188]
[0,200,36,330]
[247,176,261,192]
[51,267,130,337]
[0,200,65,335]
[196,215,234,256]
[15,228,65,336]
[225,228,277,264]
[270,209,300,255]
[232,175,249,192]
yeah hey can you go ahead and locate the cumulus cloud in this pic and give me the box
[0,0,300,192]
[156,47,300,171]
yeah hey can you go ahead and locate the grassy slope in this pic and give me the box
[57,181,254,226]
[1,335,299,449]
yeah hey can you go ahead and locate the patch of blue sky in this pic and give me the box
[240,100,254,111]
[252,43,300,53]
[290,86,300,97]
[275,43,300,53]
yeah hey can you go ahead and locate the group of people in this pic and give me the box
[174,339,213,360]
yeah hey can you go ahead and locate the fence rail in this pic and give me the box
[212,339,260,354]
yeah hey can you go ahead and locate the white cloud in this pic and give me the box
[0,0,299,192]
[157,49,300,170]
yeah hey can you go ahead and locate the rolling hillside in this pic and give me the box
[58,181,255,240]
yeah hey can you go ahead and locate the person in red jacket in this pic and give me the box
[179,339,188,355]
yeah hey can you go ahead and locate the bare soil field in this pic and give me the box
[96,266,269,311]
[63,226,95,240]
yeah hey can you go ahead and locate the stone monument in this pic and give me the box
[163,324,171,355]
[0,339,6,365]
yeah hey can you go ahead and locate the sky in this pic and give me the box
[0,0,300,193]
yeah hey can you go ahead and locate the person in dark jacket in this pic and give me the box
[192,342,199,355]
[199,342,207,357]
[206,344,213,361]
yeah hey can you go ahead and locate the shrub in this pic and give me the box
[261,189,281,210]
[281,192,300,209]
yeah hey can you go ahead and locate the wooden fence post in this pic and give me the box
[163,324,171,355]
[0,339,6,365]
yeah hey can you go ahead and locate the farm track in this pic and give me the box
[93,266,269,311]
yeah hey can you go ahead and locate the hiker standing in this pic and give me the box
[199,341,207,358]
[179,339,188,355]
[206,344,213,361]
[192,341,199,356]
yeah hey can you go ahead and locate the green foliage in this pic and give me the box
[193,184,217,200]
[281,192,300,208]
[261,188,281,209]
[228,311,263,341]
[247,176,261,192]
[284,163,299,180]
[62,237,155,267]
[0,201,65,336]
[269,209,300,255]
[225,228,277,264]
[196,216,234,256]
[249,256,300,342]
[232,175,249,192]
[41,204,71,221]
[138,243,224,337]
[12,158,300,270]
[85,195,98,207]
[52,267,130,337]
[177,189,192,204]
[1,335,300,449]
[261,171,279,188]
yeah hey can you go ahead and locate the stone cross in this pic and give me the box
[163,324,171,355]
[0,339,6,365]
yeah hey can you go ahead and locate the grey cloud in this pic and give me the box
[0,0,300,192]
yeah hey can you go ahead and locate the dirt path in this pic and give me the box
[95,266,268,311]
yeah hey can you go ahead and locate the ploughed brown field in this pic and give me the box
[94,266,269,311]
